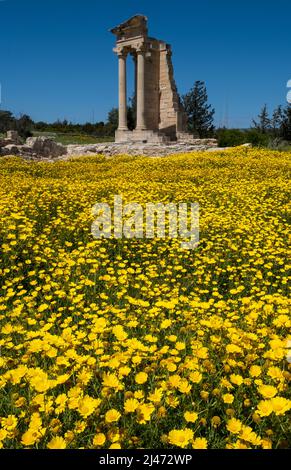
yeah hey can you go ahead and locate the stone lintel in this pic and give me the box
[113,37,170,56]
[113,38,147,56]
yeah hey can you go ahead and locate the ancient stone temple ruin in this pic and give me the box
[111,15,193,143]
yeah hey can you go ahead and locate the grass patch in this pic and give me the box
[32,131,114,145]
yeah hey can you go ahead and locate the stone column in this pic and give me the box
[133,54,137,125]
[118,51,128,130]
[136,49,146,130]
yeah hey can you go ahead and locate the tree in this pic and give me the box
[107,95,136,132]
[15,114,33,138]
[272,105,284,135]
[107,108,119,130]
[34,121,47,131]
[252,104,271,134]
[280,104,291,141]
[216,128,269,148]
[0,110,15,134]
[128,94,136,130]
[83,122,95,135]
[181,81,215,137]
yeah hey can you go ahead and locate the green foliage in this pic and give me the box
[16,114,34,138]
[54,134,114,145]
[0,110,15,134]
[245,129,270,147]
[108,94,137,132]
[216,129,246,147]
[182,81,215,137]
[271,105,284,136]
[128,94,137,130]
[216,129,269,148]
[252,104,271,134]
[280,104,291,141]
[127,106,135,131]
[267,137,291,151]
[252,103,291,143]
[32,131,114,145]
[107,108,118,129]
[218,103,291,149]
[34,119,113,138]
[0,111,33,138]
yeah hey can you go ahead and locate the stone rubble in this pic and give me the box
[66,139,219,157]
[0,134,67,159]
[0,132,222,160]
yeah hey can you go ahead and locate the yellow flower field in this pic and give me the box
[0,147,290,449]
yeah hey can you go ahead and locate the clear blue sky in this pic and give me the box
[0,0,290,128]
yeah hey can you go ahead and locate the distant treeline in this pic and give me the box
[216,104,291,148]
[1,95,290,149]
[34,119,116,138]
[0,110,117,139]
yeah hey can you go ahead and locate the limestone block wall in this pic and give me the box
[144,47,160,131]
[158,44,186,139]
[138,39,187,138]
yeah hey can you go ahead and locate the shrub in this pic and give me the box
[216,129,270,148]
